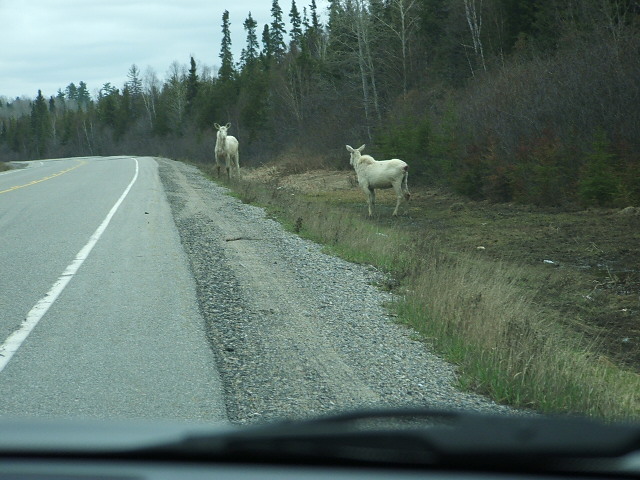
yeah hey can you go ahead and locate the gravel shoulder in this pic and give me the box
[157,158,515,425]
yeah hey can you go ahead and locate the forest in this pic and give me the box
[1,0,639,207]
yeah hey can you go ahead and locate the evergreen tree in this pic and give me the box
[289,0,303,50]
[0,121,7,147]
[97,83,119,130]
[302,0,324,59]
[270,0,287,60]
[7,117,30,154]
[262,24,273,60]
[99,82,118,98]
[65,82,78,101]
[30,90,51,157]
[310,0,321,30]
[48,96,58,144]
[125,64,144,120]
[117,86,132,138]
[579,131,619,206]
[218,10,235,81]
[186,56,199,111]
[327,0,343,35]
[76,81,91,109]
[126,64,143,97]
[241,12,260,68]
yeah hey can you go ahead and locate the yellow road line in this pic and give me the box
[0,159,87,195]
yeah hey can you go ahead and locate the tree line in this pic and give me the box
[1,0,639,207]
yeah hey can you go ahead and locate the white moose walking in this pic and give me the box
[346,144,410,217]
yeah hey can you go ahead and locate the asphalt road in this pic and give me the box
[0,157,227,422]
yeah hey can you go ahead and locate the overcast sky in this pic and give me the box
[1,0,328,101]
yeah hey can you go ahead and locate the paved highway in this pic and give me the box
[0,157,227,421]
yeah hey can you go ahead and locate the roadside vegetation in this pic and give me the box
[194,161,639,420]
[2,0,638,418]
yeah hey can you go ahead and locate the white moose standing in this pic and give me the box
[346,144,410,217]
[214,122,240,179]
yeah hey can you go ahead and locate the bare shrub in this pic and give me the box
[272,145,332,176]
[446,26,640,205]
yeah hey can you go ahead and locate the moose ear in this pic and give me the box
[214,123,220,129]
[358,144,365,152]
[225,122,231,128]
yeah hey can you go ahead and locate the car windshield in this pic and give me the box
[0,0,638,445]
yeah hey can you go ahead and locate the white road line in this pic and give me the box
[0,158,140,373]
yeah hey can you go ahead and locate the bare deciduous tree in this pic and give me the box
[463,0,487,74]
[372,0,419,98]
[350,0,382,137]
[142,67,160,129]
[166,61,188,130]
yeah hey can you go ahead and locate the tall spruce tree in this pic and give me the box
[30,90,51,157]
[66,83,78,99]
[125,64,144,119]
[262,24,272,60]
[76,81,91,109]
[241,12,260,67]
[126,64,143,97]
[310,0,321,30]
[218,10,235,81]
[270,0,287,60]
[186,56,199,111]
[289,0,303,50]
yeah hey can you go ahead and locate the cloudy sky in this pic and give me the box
[1,0,328,100]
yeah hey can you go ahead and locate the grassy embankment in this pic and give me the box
[196,163,639,420]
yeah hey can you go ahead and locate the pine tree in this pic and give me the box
[310,0,321,30]
[76,81,91,109]
[218,10,235,81]
[327,0,343,35]
[30,90,51,157]
[65,83,78,102]
[262,24,272,60]
[97,83,119,129]
[579,131,619,207]
[289,0,303,50]
[270,0,287,60]
[48,96,58,144]
[186,56,199,111]
[0,121,7,147]
[117,86,132,138]
[126,64,143,97]
[125,64,144,120]
[241,12,260,68]
[303,0,324,59]
[99,82,118,98]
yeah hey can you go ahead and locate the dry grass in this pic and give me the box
[198,163,640,420]
[397,246,639,418]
